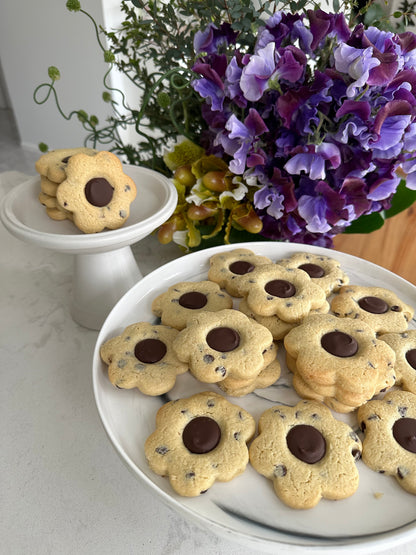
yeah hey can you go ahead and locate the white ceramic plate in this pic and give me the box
[92,242,416,553]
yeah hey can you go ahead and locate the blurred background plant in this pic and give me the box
[34,0,416,249]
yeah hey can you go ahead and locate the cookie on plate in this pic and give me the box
[237,264,327,323]
[100,322,188,395]
[208,247,272,297]
[331,285,414,334]
[172,308,274,384]
[35,147,97,183]
[276,252,349,296]
[144,391,256,496]
[358,390,416,495]
[249,399,362,509]
[284,313,396,412]
[152,280,233,330]
[56,151,137,233]
[379,330,416,394]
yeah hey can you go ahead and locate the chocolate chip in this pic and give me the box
[203,354,215,363]
[206,327,240,352]
[406,348,416,369]
[358,296,389,314]
[84,177,114,207]
[392,418,416,453]
[286,424,326,464]
[179,291,207,309]
[134,338,166,363]
[155,446,169,455]
[298,263,325,278]
[182,416,221,454]
[264,279,296,298]
[215,366,226,376]
[273,464,287,477]
[352,448,361,460]
[321,331,358,358]
[229,260,255,275]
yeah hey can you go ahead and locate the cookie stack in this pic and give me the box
[35,148,137,233]
[35,147,97,222]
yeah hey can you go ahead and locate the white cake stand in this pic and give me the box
[0,165,177,330]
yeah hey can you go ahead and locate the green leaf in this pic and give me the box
[385,180,416,218]
[343,212,385,234]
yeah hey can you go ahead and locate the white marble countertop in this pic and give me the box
[1,170,415,555]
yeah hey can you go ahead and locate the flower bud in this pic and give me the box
[157,92,171,109]
[48,66,61,81]
[174,165,196,187]
[157,215,185,244]
[66,0,81,12]
[232,205,263,234]
[187,203,218,220]
[202,170,228,192]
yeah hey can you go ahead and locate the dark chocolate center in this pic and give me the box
[321,331,358,357]
[392,418,416,453]
[179,291,208,309]
[265,279,296,298]
[358,296,389,314]
[298,263,325,278]
[134,338,167,363]
[182,416,221,454]
[84,177,114,207]
[286,424,326,464]
[229,260,255,275]
[206,327,240,352]
[405,348,416,370]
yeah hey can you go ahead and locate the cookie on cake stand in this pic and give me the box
[0,165,177,330]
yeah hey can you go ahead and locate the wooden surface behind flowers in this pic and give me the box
[333,205,416,284]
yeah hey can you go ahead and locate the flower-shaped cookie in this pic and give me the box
[357,390,416,495]
[152,280,233,330]
[380,330,416,394]
[208,247,272,297]
[237,264,327,322]
[331,285,414,334]
[284,314,396,412]
[57,151,137,233]
[173,309,274,383]
[144,391,256,496]
[100,322,188,395]
[35,147,97,183]
[249,400,362,509]
[276,252,349,296]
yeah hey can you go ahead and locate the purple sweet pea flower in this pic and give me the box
[194,22,238,54]
[284,143,341,180]
[216,108,268,174]
[349,24,400,86]
[192,55,228,111]
[307,10,350,50]
[254,186,285,219]
[240,42,276,101]
[224,56,246,107]
[334,43,380,97]
[298,194,332,233]
[275,45,306,83]
[367,175,400,201]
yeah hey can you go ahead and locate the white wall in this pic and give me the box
[0,0,119,151]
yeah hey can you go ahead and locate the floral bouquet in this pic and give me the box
[35,1,416,250]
